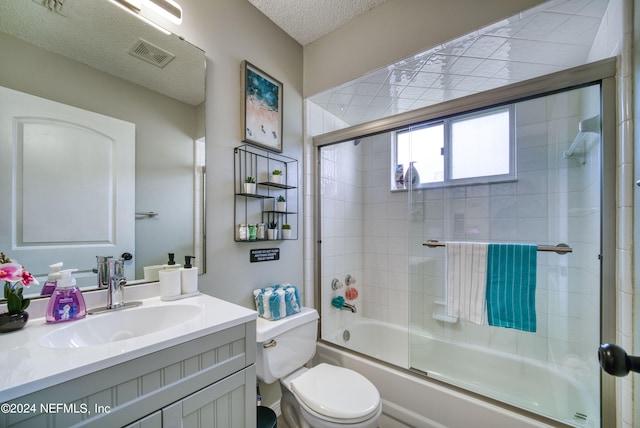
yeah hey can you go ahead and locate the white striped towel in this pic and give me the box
[446,242,489,325]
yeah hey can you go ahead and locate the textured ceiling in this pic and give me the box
[248,0,388,45]
[0,0,205,106]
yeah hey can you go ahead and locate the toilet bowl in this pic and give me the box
[281,365,382,428]
[256,307,382,428]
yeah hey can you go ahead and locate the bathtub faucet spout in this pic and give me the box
[331,296,357,313]
[342,302,357,313]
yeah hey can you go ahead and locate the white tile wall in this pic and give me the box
[409,87,602,379]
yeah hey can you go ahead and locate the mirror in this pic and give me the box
[0,0,206,298]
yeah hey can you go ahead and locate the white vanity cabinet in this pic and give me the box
[2,321,256,428]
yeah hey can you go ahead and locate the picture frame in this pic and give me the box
[241,61,283,153]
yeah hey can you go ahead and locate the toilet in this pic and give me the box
[256,307,382,428]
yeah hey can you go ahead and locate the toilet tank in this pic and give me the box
[256,307,319,384]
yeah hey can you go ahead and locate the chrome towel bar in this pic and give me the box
[423,240,572,255]
[135,211,158,219]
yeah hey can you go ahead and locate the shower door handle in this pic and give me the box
[598,343,640,376]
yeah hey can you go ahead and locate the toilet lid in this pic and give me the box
[290,363,380,420]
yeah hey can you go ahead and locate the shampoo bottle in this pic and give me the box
[40,261,63,295]
[180,256,198,295]
[404,161,420,189]
[46,269,87,323]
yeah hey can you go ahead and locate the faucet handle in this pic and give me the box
[95,255,113,287]
[345,274,356,286]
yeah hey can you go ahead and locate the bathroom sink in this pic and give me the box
[38,304,201,349]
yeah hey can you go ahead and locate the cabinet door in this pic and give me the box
[162,366,256,428]
[125,410,162,428]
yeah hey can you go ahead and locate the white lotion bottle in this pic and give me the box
[159,268,181,300]
[180,256,198,295]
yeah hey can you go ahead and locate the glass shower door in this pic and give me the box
[408,84,603,427]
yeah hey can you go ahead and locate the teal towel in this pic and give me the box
[486,244,537,332]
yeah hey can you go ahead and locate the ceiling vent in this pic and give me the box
[32,0,74,16]
[128,39,175,68]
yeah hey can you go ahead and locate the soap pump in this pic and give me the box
[163,252,181,270]
[46,269,87,323]
[40,261,63,296]
[180,256,198,295]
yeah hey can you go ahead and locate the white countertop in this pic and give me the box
[0,292,256,402]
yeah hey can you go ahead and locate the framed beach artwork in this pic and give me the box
[241,61,283,152]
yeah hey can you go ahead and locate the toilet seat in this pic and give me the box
[290,363,380,423]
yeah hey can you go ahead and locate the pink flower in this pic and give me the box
[0,263,23,283]
[19,267,37,287]
[0,263,38,287]
[1,254,35,314]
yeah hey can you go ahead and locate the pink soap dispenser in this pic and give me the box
[46,269,87,323]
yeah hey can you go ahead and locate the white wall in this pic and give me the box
[167,0,304,308]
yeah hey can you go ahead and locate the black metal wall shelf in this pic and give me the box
[234,145,298,242]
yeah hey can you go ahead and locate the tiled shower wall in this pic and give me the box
[409,87,601,384]
[361,135,409,327]
[312,128,412,336]
[317,139,365,335]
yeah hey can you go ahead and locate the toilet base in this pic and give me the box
[281,384,309,428]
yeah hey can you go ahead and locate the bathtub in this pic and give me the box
[318,318,598,428]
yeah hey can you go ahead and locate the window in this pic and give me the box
[394,106,514,189]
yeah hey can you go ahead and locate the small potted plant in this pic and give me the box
[271,169,283,184]
[244,176,256,194]
[276,195,286,212]
[0,252,37,333]
[267,221,278,240]
[281,223,292,239]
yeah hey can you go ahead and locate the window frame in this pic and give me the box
[393,104,516,190]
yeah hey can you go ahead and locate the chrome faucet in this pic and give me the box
[88,257,141,314]
[340,302,357,313]
[331,296,357,313]
[107,258,126,309]
[95,255,112,288]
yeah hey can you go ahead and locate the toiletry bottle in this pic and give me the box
[40,261,63,295]
[405,161,420,188]
[159,267,181,300]
[395,164,405,189]
[180,256,198,295]
[46,269,87,323]
[163,252,181,270]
